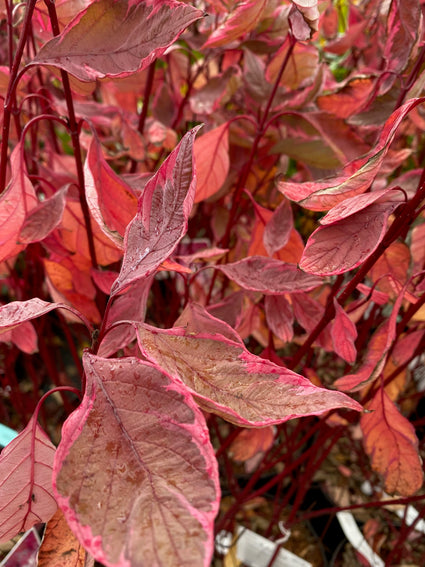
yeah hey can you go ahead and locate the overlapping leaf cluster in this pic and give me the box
[0,1,424,565]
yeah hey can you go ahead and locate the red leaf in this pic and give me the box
[218,256,323,294]
[203,0,268,48]
[392,330,425,366]
[0,298,89,331]
[317,77,375,119]
[230,427,275,463]
[319,188,403,226]
[111,127,201,295]
[0,414,57,542]
[0,144,38,262]
[291,292,323,333]
[331,298,357,364]
[193,123,229,203]
[84,133,137,248]
[300,201,401,276]
[335,284,406,392]
[53,354,219,567]
[361,388,423,496]
[263,199,294,257]
[278,97,425,211]
[264,295,294,343]
[174,302,244,345]
[19,186,68,244]
[38,508,94,567]
[98,276,153,357]
[368,241,410,298]
[11,321,38,354]
[384,0,421,78]
[267,42,319,90]
[33,0,203,82]
[134,324,362,427]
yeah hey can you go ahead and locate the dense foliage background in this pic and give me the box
[0,1,425,566]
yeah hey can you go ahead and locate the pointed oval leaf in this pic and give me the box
[278,97,425,211]
[263,199,294,257]
[135,324,362,427]
[361,388,423,496]
[32,0,203,82]
[331,298,357,364]
[19,186,68,244]
[10,321,38,354]
[264,295,294,343]
[193,123,229,203]
[0,415,57,542]
[203,0,268,48]
[0,144,38,262]
[84,134,137,248]
[335,284,406,392]
[54,354,219,567]
[300,201,401,276]
[218,256,323,295]
[111,126,201,295]
[174,302,243,345]
[229,427,275,463]
[319,188,403,226]
[0,298,91,331]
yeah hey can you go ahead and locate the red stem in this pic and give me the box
[43,0,98,269]
[129,61,156,174]
[0,0,38,193]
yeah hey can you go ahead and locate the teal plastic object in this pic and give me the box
[0,423,18,448]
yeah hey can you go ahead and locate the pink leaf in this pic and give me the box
[0,415,57,542]
[263,199,294,257]
[291,292,323,333]
[0,144,38,262]
[32,0,203,82]
[361,388,423,496]
[300,201,401,276]
[19,186,68,244]
[218,256,323,295]
[319,188,403,226]
[174,302,243,345]
[203,0,268,48]
[278,97,425,211]
[53,354,219,567]
[134,324,362,427]
[193,123,229,203]
[98,276,153,357]
[291,0,319,35]
[84,133,137,248]
[264,295,294,343]
[111,127,201,296]
[0,298,91,331]
[11,321,38,354]
[331,298,357,364]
